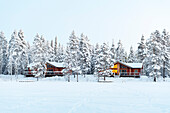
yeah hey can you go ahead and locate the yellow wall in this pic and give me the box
[113,64,117,68]
[112,70,117,73]
[112,64,118,74]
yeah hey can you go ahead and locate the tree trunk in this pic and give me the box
[74,74,75,78]
[154,76,156,82]
[68,75,70,82]
[77,73,78,82]
[163,61,165,81]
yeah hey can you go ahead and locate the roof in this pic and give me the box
[124,63,143,68]
[115,61,142,69]
[47,62,65,68]
[27,62,65,68]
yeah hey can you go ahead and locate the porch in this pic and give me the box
[24,71,64,77]
[113,72,144,78]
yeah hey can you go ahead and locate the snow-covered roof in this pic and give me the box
[115,61,142,68]
[124,63,143,68]
[47,62,65,68]
[27,62,65,68]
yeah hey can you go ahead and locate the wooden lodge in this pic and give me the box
[111,61,143,78]
[25,62,65,77]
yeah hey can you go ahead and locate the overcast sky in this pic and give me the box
[0,0,170,52]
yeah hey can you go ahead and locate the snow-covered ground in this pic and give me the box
[0,75,170,113]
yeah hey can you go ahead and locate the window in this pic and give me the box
[120,64,127,69]
[47,64,53,68]
[47,69,54,75]
[48,69,53,71]
[134,70,138,73]
[47,64,50,68]
[120,70,127,75]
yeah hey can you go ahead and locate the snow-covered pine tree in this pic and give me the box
[161,29,170,77]
[79,34,91,75]
[45,40,55,62]
[137,35,146,63]
[93,43,100,74]
[54,36,57,55]
[27,41,32,64]
[5,30,28,75]
[40,35,48,62]
[124,51,128,63]
[90,45,95,74]
[0,32,8,74]
[18,30,28,74]
[0,40,2,74]
[110,39,115,65]
[96,43,112,81]
[56,43,61,62]
[64,46,72,82]
[128,46,135,63]
[6,30,23,75]
[143,30,163,82]
[51,40,54,48]
[30,34,47,80]
[115,40,126,62]
[58,45,65,63]
[67,31,80,76]
[5,31,16,75]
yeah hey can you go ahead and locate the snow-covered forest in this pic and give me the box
[0,29,169,80]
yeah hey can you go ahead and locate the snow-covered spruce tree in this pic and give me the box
[143,30,164,82]
[18,30,28,74]
[51,40,54,48]
[5,31,16,75]
[110,39,116,65]
[90,45,95,74]
[0,42,3,74]
[79,34,91,75]
[128,46,135,63]
[93,43,100,74]
[67,31,80,77]
[96,43,112,81]
[30,34,47,80]
[64,46,72,82]
[27,41,32,64]
[161,29,170,77]
[0,32,8,74]
[115,40,126,62]
[56,43,65,63]
[45,40,55,62]
[6,30,28,75]
[137,35,146,63]
[54,36,57,55]
[122,48,127,62]
[59,45,65,63]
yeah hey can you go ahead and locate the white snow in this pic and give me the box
[125,63,143,68]
[0,75,170,113]
[47,62,65,68]
[27,62,65,68]
[114,61,143,68]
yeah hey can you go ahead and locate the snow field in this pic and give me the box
[0,79,170,113]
